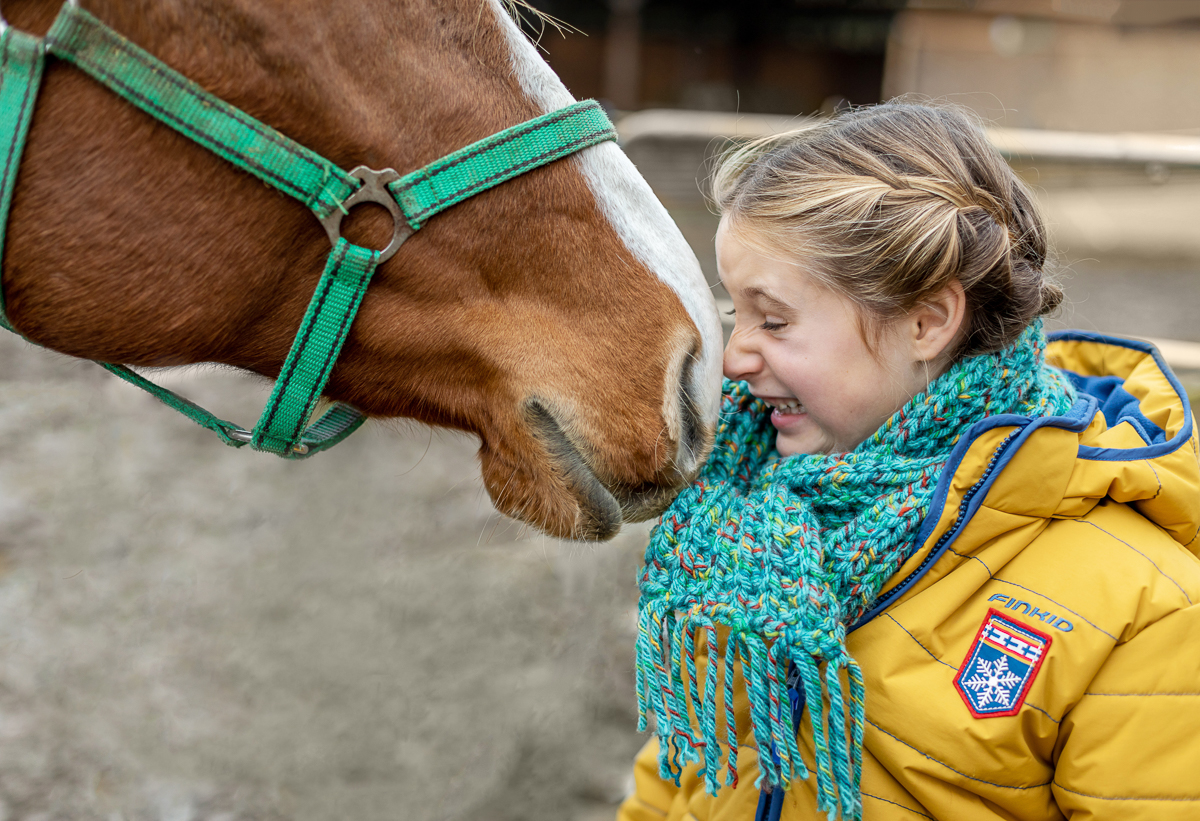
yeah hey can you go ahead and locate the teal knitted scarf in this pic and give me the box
[635,322,1076,819]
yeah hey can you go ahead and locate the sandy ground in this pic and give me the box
[0,339,650,821]
[1,139,1197,821]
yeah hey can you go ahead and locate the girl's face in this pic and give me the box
[717,221,935,456]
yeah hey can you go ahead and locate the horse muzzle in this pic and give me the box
[522,386,711,541]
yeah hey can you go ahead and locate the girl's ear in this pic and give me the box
[909,279,967,364]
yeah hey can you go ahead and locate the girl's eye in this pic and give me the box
[760,318,787,332]
[724,307,736,316]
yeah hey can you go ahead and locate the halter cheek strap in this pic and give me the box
[0,3,617,458]
[0,26,43,334]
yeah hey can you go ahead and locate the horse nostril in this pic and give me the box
[674,348,707,480]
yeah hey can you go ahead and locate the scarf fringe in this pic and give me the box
[637,605,866,819]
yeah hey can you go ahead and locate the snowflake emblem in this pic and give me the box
[955,610,1052,718]
[962,657,1022,707]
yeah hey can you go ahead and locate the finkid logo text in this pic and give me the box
[987,594,1074,632]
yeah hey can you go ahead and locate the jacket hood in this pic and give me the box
[1050,332,1198,547]
[859,331,1200,625]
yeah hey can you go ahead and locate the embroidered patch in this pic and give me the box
[954,608,1052,718]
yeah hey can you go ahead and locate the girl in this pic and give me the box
[618,102,1200,821]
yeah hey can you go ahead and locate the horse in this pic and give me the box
[0,0,723,540]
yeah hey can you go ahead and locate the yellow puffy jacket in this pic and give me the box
[618,332,1200,821]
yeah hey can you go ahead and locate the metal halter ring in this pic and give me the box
[319,166,412,264]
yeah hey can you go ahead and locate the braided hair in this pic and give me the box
[711,101,1061,358]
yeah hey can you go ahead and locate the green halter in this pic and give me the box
[0,2,617,457]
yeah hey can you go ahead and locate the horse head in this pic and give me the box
[1,0,722,540]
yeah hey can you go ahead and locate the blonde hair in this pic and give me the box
[711,101,1062,357]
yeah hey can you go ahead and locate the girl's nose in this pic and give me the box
[722,328,763,382]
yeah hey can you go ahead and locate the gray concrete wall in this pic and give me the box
[884,8,1200,133]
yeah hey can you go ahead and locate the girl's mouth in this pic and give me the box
[765,399,806,429]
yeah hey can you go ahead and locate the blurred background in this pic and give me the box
[525,0,1200,370]
[1,1,1197,820]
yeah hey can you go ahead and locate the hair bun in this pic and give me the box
[1037,278,1065,316]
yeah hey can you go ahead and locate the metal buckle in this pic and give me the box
[226,428,310,456]
[319,166,412,264]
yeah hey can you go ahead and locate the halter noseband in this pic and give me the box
[0,1,617,457]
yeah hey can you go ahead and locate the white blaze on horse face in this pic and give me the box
[489,1,723,456]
